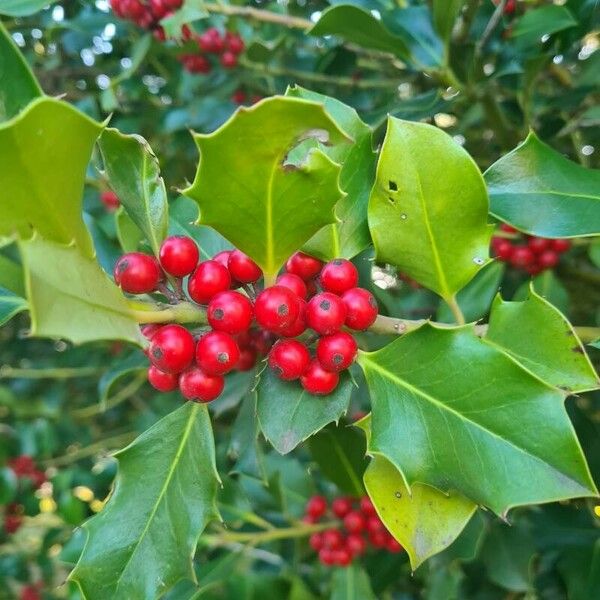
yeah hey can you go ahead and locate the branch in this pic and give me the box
[203,3,311,30]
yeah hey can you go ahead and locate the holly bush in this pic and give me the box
[1,1,600,599]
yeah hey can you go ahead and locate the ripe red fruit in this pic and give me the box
[343,510,366,533]
[332,497,353,518]
[141,324,161,340]
[114,253,162,294]
[286,251,323,281]
[249,329,273,355]
[538,250,559,269]
[228,249,262,283]
[306,292,346,335]
[149,0,168,19]
[318,548,336,565]
[369,530,388,548]
[493,239,514,261]
[196,331,240,375]
[500,223,517,233]
[225,32,244,54]
[220,51,238,69]
[320,259,359,295]
[181,54,211,74]
[306,495,328,518]
[346,533,367,556]
[268,340,310,381]
[309,533,324,551]
[527,237,551,254]
[276,273,308,299]
[179,367,224,403]
[148,324,195,374]
[510,246,535,268]
[322,528,344,550]
[300,360,339,395]
[255,286,301,332]
[333,548,353,566]
[551,238,571,253]
[100,190,119,211]
[148,365,179,392]
[366,515,385,535]
[153,26,166,42]
[317,332,358,372]
[159,236,199,277]
[387,537,403,553]
[232,89,246,104]
[198,28,224,53]
[279,299,307,338]
[188,260,231,304]
[341,288,378,330]
[212,250,232,268]
[236,347,257,371]
[207,290,253,334]
[359,496,376,516]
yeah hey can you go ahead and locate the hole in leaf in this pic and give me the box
[388,180,398,191]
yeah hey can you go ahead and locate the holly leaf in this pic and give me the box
[98,352,147,406]
[363,454,476,570]
[0,22,43,121]
[0,0,58,16]
[368,118,492,302]
[99,129,169,255]
[70,403,220,600]
[0,98,102,256]
[183,97,348,277]
[0,285,27,326]
[161,1,208,38]
[19,237,143,346]
[357,324,598,516]
[330,564,376,600]
[286,86,376,261]
[511,5,577,48]
[485,132,600,238]
[433,0,465,44]
[257,369,352,454]
[487,290,599,394]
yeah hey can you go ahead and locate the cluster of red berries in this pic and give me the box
[304,495,403,567]
[491,224,571,275]
[100,189,120,211]
[109,0,183,39]
[19,584,43,600]
[231,89,263,106]
[113,235,378,401]
[179,27,245,74]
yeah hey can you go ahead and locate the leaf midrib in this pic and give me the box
[491,189,599,202]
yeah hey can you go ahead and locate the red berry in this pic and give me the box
[198,28,224,53]
[320,259,359,295]
[286,252,324,281]
[333,547,353,566]
[300,360,339,395]
[207,290,254,334]
[20,584,42,600]
[366,515,385,535]
[510,246,535,268]
[341,288,378,331]
[153,26,166,42]
[551,238,571,253]
[180,24,192,40]
[268,340,310,381]
[309,533,324,551]
[346,533,367,556]
[322,528,344,550]
[343,510,366,533]
[527,264,543,276]
[159,236,199,277]
[225,32,244,54]
[493,239,514,261]
[228,250,262,283]
[4,513,22,534]
[179,367,224,403]
[500,223,517,233]
[141,324,161,340]
[232,89,246,104]
[196,331,240,375]
[318,548,336,565]
[220,51,238,69]
[279,299,307,338]
[359,497,376,516]
[100,190,120,211]
[249,329,274,355]
[538,250,559,269]
[114,253,162,294]
[164,0,183,10]
[316,332,358,372]
[149,0,168,19]
[306,495,328,519]
[306,292,346,335]
[148,324,195,373]
[8,456,35,476]
[188,260,231,304]
[277,273,308,299]
[255,286,301,333]
[236,347,257,371]
[212,250,232,268]
[386,537,403,553]
[332,497,353,518]
[527,237,551,254]
[148,365,179,392]
[369,530,388,548]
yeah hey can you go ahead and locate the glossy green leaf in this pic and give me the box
[309,6,410,61]
[308,423,367,496]
[0,0,58,16]
[257,369,352,454]
[487,290,598,393]
[331,565,376,600]
[364,454,476,570]
[437,261,504,324]
[99,129,169,255]
[0,285,27,326]
[0,22,43,121]
[70,403,220,600]
[161,1,208,38]
[514,269,569,315]
[184,96,347,277]
[98,352,147,405]
[115,208,145,254]
[558,540,600,600]
[485,132,600,237]
[0,97,101,256]
[0,253,24,295]
[511,6,577,47]
[368,118,492,301]
[19,237,143,346]
[433,0,464,44]
[286,86,376,260]
[358,324,597,516]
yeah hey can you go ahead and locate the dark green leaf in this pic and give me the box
[161,1,208,38]
[433,0,464,44]
[0,0,58,17]
[330,564,376,600]
[98,352,147,405]
[557,540,600,600]
[514,269,570,315]
[0,285,27,326]
[511,5,577,47]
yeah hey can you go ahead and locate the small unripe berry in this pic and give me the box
[286,251,323,280]
[255,286,301,333]
[188,260,231,304]
[207,290,253,334]
[228,249,262,283]
[317,332,358,372]
[320,259,359,295]
[332,497,353,518]
[148,365,179,392]
[159,236,199,277]
[149,325,195,374]
[179,367,224,403]
[306,292,346,335]
[306,495,327,519]
[114,253,162,294]
[341,288,378,331]
[268,340,310,380]
[196,331,240,375]
[300,359,339,395]
[276,273,307,299]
